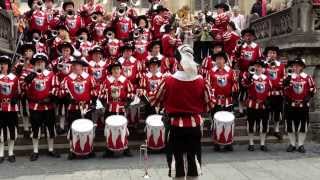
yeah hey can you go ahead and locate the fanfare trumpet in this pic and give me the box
[139,140,150,179]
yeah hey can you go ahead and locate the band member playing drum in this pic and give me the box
[207,52,238,151]
[241,60,272,152]
[99,61,134,157]
[284,58,316,153]
[24,53,60,161]
[264,46,285,140]
[59,57,97,160]
[150,45,215,180]
[0,56,20,163]
[200,41,224,79]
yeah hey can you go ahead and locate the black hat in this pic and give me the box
[89,45,104,55]
[136,15,149,27]
[250,59,266,67]
[76,28,89,36]
[19,42,36,54]
[156,5,169,12]
[288,57,306,67]
[58,42,74,54]
[108,61,122,73]
[241,28,256,37]
[212,52,228,62]
[121,41,134,52]
[28,0,43,8]
[69,57,89,66]
[263,46,280,56]
[30,53,48,65]
[228,21,237,31]
[0,55,11,66]
[146,57,161,67]
[148,40,161,51]
[214,3,230,12]
[164,24,175,33]
[62,0,74,10]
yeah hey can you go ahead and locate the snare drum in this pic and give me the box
[70,119,95,156]
[146,114,165,150]
[105,115,129,151]
[212,111,235,145]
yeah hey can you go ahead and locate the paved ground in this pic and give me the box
[1,143,320,180]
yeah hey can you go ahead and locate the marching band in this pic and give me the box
[0,0,317,180]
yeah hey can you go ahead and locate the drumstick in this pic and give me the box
[65,83,85,118]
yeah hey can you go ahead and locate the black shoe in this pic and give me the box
[23,131,30,139]
[235,112,245,118]
[248,145,255,151]
[286,145,296,152]
[67,152,76,160]
[102,150,114,158]
[56,128,66,135]
[223,145,234,152]
[123,149,133,157]
[30,153,39,161]
[8,155,16,163]
[48,151,60,158]
[0,157,4,163]
[213,144,221,152]
[260,145,268,152]
[297,146,306,153]
[274,132,283,140]
[88,152,96,158]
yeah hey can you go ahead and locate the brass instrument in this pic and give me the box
[139,140,150,179]
[91,14,98,22]
[287,67,294,77]
[249,66,256,75]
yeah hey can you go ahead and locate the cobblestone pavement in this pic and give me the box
[1,143,320,180]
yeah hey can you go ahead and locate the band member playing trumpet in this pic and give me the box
[136,15,153,41]
[0,56,20,163]
[283,58,316,153]
[151,45,215,180]
[75,28,93,58]
[113,3,134,41]
[242,60,272,152]
[24,53,60,161]
[103,27,123,62]
[207,52,238,152]
[30,30,47,53]
[59,57,97,160]
[26,0,48,34]
[90,4,107,45]
[264,46,285,140]
[152,5,169,40]
[99,61,134,157]
[212,3,230,41]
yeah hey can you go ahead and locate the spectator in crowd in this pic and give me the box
[230,6,245,32]
[251,0,262,17]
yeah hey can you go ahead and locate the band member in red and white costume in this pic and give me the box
[30,30,47,53]
[161,24,182,74]
[88,45,108,84]
[264,46,285,140]
[16,42,36,138]
[103,27,123,63]
[150,45,215,180]
[113,3,134,41]
[44,0,59,29]
[77,0,96,26]
[200,41,224,79]
[60,0,85,41]
[90,4,107,45]
[26,0,48,34]
[152,5,169,40]
[233,28,262,117]
[24,53,61,161]
[133,27,149,69]
[115,0,138,20]
[222,22,240,58]
[75,28,93,58]
[241,60,272,152]
[99,60,134,157]
[283,58,316,153]
[212,3,230,41]
[136,15,152,41]
[146,40,165,62]
[0,56,20,163]
[59,57,97,160]
[52,24,71,58]
[207,52,238,152]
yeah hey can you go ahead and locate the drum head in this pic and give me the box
[105,115,127,126]
[96,99,104,109]
[214,111,235,122]
[146,114,163,126]
[71,119,94,132]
